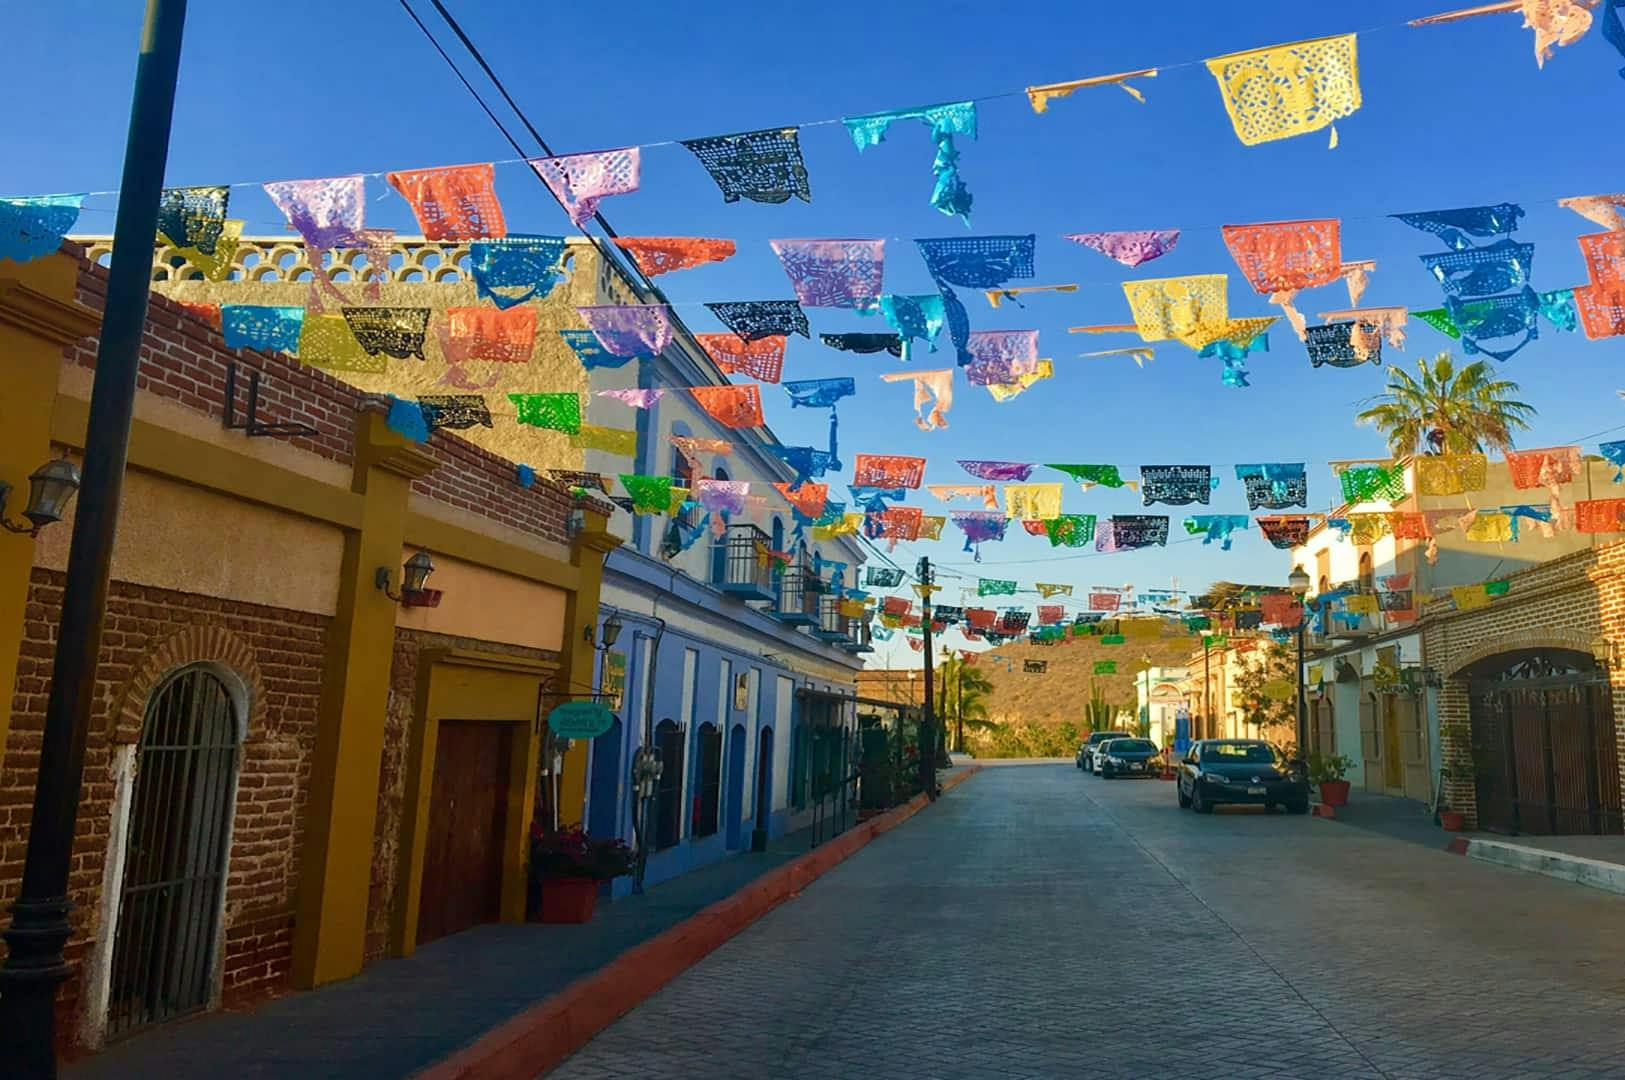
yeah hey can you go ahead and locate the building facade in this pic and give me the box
[1288,456,1613,805]
[1420,542,1624,835]
[95,231,871,896]
[1135,666,1188,748]
[0,244,617,1049]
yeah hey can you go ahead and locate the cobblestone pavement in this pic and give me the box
[549,765,1625,1080]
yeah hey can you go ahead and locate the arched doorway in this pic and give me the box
[588,718,623,840]
[754,727,774,849]
[654,719,684,850]
[724,723,747,849]
[693,722,722,837]
[107,667,241,1038]
[1467,648,1622,835]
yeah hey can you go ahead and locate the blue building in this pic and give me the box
[579,248,871,892]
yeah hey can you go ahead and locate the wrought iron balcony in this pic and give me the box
[842,618,873,654]
[774,558,819,625]
[714,523,775,602]
[814,594,850,642]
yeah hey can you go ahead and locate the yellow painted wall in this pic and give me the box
[391,649,550,956]
[395,547,566,653]
[0,251,101,775]
[33,467,344,617]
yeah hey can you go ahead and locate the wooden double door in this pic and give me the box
[1469,650,1622,836]
[417,720,513,945]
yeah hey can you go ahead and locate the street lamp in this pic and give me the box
[1288,566,1312,762]
[0,458,82,538]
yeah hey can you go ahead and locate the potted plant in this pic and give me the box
[1306,752,1355,808]
[528,825,634,924]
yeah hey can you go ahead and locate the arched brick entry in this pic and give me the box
[110,625,266,745]
[1446,630,1602,679]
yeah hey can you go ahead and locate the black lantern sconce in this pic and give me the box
[376,550,441,607]
[584,611,623,650]
[0,457,81,538]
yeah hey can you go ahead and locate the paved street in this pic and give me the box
[550,764,1625,1079]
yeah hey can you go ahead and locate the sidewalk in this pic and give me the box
[1319,791,1625,899]
[65,807,900,1080]
[1315,789,1448,849]
[1455,834,1625,897]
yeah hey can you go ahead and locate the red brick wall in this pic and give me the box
[1420,540,1625,828]
[412,432,573,543]
[0,569,326,1044]
[65,248,359,468]
[64,245,584,543]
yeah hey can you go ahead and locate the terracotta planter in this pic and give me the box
[539,876,601,924]
[1318,780,1351,807]
[1439,810,1465,832]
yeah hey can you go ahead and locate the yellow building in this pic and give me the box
[0,242,618,1050]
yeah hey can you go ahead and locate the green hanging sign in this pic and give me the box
[547,699,614,739]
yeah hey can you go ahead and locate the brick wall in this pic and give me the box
[411,430,574,544]
[1420,540,1625,828]
[65,247,358,468]
[64,244,585,544]
[0,570,326,1044]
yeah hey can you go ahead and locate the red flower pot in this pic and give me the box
[1318,780,1351,808]
[539,877,601,924]
[1439,810,1465,832]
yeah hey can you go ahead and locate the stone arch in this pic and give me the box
[1445,629,1602,679]
[110,624,267,745]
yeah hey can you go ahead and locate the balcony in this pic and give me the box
[773,558,819,625]
[814,595,850,642]
[842,619,873,654]
[713,523,775,602]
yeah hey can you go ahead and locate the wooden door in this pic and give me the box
[1381,698,1404,791]
[417,721,512,946]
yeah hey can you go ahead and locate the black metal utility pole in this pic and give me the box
[1201,636,1212,741]
[917,556,937,799]
[1295,617,1309,758]
[0,3,188,1074]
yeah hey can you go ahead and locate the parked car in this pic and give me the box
[1078,731,1131,772]
[1097,738,1161,778]
[1175,739,1309,814]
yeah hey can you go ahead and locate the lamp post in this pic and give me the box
[0,3,188,1075]
[1289,566,1312,762]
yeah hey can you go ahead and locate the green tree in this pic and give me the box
[936,653,998,752]
[1230,642,1298,748]
[1355,351,1535,456]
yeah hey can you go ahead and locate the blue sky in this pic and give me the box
[6,1,1624,664]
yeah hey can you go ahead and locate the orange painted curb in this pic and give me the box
[418,766,982,1080]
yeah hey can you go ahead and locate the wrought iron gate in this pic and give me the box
[107,667,241,1038]
[1469,650,1622,836]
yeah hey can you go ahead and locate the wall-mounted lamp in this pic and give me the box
[376,550,441,607]
[0,458,81,538]
[1590,636,1618,669]
[585,611,623,649]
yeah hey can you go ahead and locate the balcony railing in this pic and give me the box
[842,619,873,654]
[774,558,819,625]
[714,523,775,601]
[814,595,849,642]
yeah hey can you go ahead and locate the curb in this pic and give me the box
[418,766,982,1080]
[1450,835,1625,897]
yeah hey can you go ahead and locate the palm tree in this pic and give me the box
[1355,351,1535,456]
[936,654,997,752]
